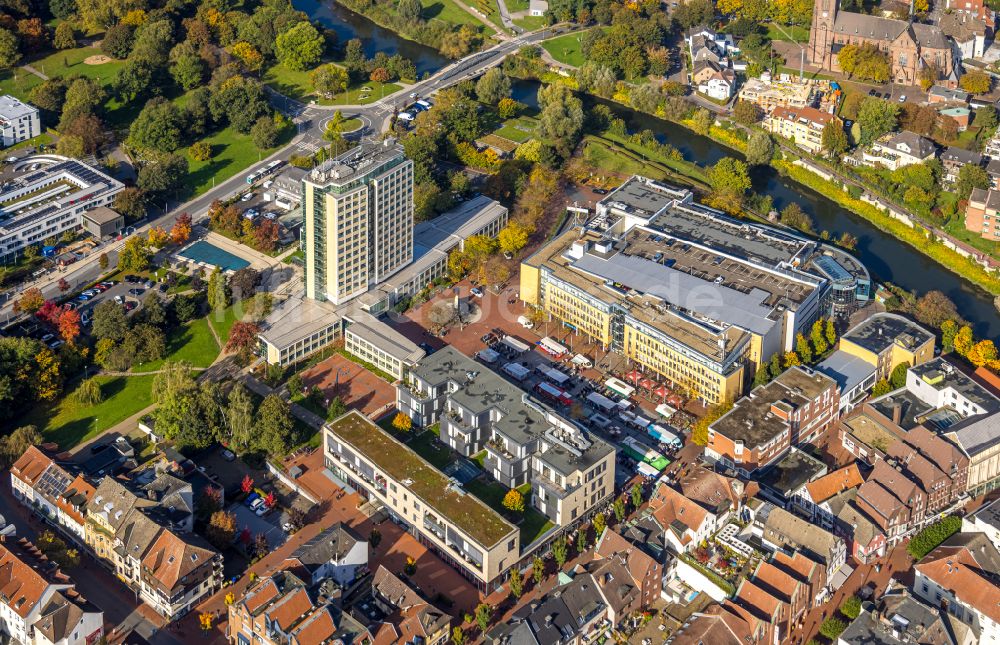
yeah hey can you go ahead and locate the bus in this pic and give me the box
[534,381,572,406]
[246,160,284,184]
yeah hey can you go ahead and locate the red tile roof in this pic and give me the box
[805,464,864,504]
[10,446,54,487]
[916,545,1000,624]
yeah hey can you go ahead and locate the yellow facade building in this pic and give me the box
[837,313,935,381]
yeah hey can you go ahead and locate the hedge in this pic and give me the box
[908,516,962,560]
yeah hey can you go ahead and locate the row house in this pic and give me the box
[369,566,451,644]
[647,481,718,554]
[10,447,74,524]
[669,603,756,645]
[755,504,845,587]
[840,588,977,645]
[913,532,1000,643]
[486,572,610,644]
[835,501,887,564]
[763,106,840,156]
[706,367,839,477]
[592,528,663,623]
[0,537,103,645]
[675,464,756,526]
[796,464,865,530]
[941,146,984,183]
[228,570,373,645]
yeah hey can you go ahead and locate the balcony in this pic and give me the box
[423,515,446,541]
[532,474,577,499]
[486,438,514,460]
[400,381,433,401]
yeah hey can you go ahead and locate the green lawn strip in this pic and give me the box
[335,347,396,383]
[4,131,54,153]
[764,22,810,43]
[132,317,220,372]
[514,15,549,31]
[463,478,553,545]
[505,0,528,11]
[494,124,533,143]
[339,118,364,132]
[598,131,713,185]
[283,249,305,265]
[407,430,455,470]
[0,69,42,100]
[178,123,291,197]
[206,303,244,344]
[28,46,125,84]
[319,82,403,106]
[421,0,488,29]
[263,61,405,106]
[20,375,156,450]
[541,30,591,67]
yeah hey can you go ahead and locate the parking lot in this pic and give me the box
[389,283,690,475]
[230,501,288,550]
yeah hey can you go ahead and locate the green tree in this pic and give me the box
[733,100,761,125]
[92,300,129,343]
[769,353,783,378]
[941,319,958,352]
[745,131,773,166]
[475,67,511,105]
[630,482,643,508]
[74,378,103,405]
[451,627,465,645]
[0,28,20,70]
[822,120,848,157]
[532,555,545,583]
[612,497,626,522]
[593,512,606,537]
[115,187,146,220]
[857,98,899,146]
[311,63,349,98]
[128,98,185,152]
[708,157,751,211]
[796,333,813,363]
[398,0,423,20]
[956,163,991,201]
[226,382,256,454]
[509,569,523,598]
[960,70,992,94]
[780,203,814,233]
[753,363,770,387]
[475,603,492,634]
[552,535,568,568]
[810,319,828,354]
[169,41,206,90]
[819,618,848,640]
[327,396,347,421]
[117,235,150,273]
[275,22,324,71]
[207,267,230,313]
[841,596,862,620]
[974,105,998,131]
[255,394,294,455]
[889,361,910,388]
[872,378,893,397]
[825,319,837,347]
[908,516,961,559]
[0,425,42,468]
[53,22,76,49]
[536,83,584,157]
[250,116,279,150]
[137,153,188,196]
[691,107,713,135]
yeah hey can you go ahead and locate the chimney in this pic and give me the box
[892,403,902,426]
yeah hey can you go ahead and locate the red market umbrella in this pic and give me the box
[655,385,670,399]
[626,370,642,383]
[639,378,655,390]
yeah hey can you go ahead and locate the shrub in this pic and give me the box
[908,516,962,560]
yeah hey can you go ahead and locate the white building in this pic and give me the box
[0,537,103,645]
[964,497,1000,550]
[0,157,124,263]
[0,95,40,147]
[284,523,368,587]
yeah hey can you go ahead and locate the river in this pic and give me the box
[297,0,1000,339]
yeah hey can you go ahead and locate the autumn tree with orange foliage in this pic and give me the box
[170,212,192,245]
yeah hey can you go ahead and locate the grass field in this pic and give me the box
[494,117,536,143]
[179,123,292,197]
[464,478,554,545]
[514,15,549,31]
[29,45,125,84]
[207,303,245,344]
[765,22,810,43]
[541,31,590,67]
[422,0,488,29]
[505,0,529,11]
[134,317,220,372]
[264,62,404,106]
[20,375,156,450]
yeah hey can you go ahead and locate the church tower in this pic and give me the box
[808,0,837,68]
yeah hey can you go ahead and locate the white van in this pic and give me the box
[517,314,533,329]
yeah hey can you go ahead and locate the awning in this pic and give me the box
[626,370,642,383]
[605,377,635,398]
[639,378,655,390]
[655,385,670,398]
[539,336,569,356]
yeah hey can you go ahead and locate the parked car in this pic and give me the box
[40,333,54,343]
[80,312,91,326]
[100,280,116,287]
[123,301,137,312]
[241,192,254,202]
[470,286,483,297]
[220,449,235,461]
[143,280,154,290]
[114,295,124,304]
[898,94,906,103]
[76,294,91,302]
[593,188,608,195]
[124,275,139,283]
[245,493,260,507]
[128,288,144,296]
[249,497,264,511]
[255,504,269,516]
[48,340,63,349]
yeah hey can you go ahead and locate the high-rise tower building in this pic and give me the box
[302,141,414,304]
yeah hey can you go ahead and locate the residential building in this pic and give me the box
[940,11,989,59]
[706,367,839,476]
[258,193,506,367]
[396,346,615,528]
[324,410,520,589]
[0,95,40,147]
[941,106,973,131]
[726,555,817,645]
[520,177,870,404]
[835,501,887,564]
[0,536,103,645]
[764,106,839,155]
[848,131,938,170]
[10,447,73,522]
[692,60,724,86]
[928,86,970,103]
[758,448,828,509]
[669,604,754,645]
[647,481,718,554]
[227,569,372,645]
[839,588,976,645]
[528,0,547,16]
[82,476,220,619]
[964,496,1000,550]
[913,532,1000,643]
[593,528,663,612]
[966,187,1000,241]
[945,412,1000,496]
[754,503,846,585]
[674,464,754,525]
[685,26,737,63]
[283,523,367,588]
[770,548,827,607]
[697,67,736,101]
[369,565,451,644]
[0,157,124,263]
[798,463,865,530]
[836,313,934,382]
[738,74,818,111]
[942,147,984,183]
[816,349,879,414]
[485,572,610,644]
[808,0,954,85]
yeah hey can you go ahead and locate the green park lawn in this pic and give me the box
[541,30,594,67]
[514,15,548,31]
[263,62,405,106]
[207,302,247,344]
[133,317,220,372]
[765,22,810,43]
[179,123,292,197]
[494,117,537,143]
[29,45,125,84]
[505,0,529,11]
[0,69,42,99]
[421,0,488,29]
[20,375,156,450]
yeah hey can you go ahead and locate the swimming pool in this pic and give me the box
[178,240,251,272]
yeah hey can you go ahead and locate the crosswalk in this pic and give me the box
[297,140,322,153]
